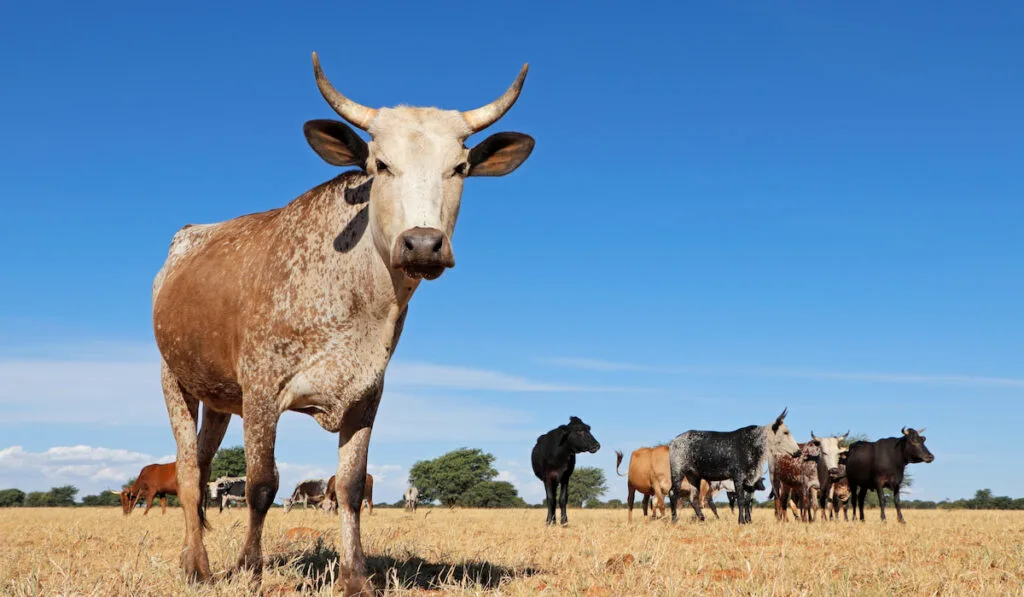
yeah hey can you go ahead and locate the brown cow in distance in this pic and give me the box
[151,50,533,591]
[323,473,373,515]
[114,462,178,516]
[615,447,719,522]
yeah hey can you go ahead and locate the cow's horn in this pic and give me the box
[312,52,377,131]
[901,426,909,435]
[108,490,121,494]
[841,430,850,439]
[917,427,926,434]
[811,430,820,441]
[461,64,529,134]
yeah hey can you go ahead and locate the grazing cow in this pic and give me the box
[668,408,801,524]
[151,51,533,589]
[404,485,419,512]
[283,478,329,513]
[207,477,246,512]
[322,473,374,515]
[846,427,934,523]
[115,462,178,516]
[531,416,601,526]
[769,440,822,522]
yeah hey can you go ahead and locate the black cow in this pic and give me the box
[846,427,934,523]
[531,416,601,526]
[207,476,247,513]
[668,408,801,524]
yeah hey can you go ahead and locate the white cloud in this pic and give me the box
[0,445,158,494]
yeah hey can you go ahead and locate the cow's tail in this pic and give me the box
[615,450,626,476]
[198,500,211,532]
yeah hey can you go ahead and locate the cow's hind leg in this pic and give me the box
[627,486,636,523]
[161,496,167,515]
[161,363,211,582]
[876,486,887,523]
[235,392,280,576]
[544,477,557,525]
[558,473,570,526]
[687,475,706,522]
[197,405,231,515]
[856,487,868,521]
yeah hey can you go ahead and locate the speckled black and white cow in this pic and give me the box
[668,409,801,524]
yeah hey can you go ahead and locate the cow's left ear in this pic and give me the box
[304,119,369,168]
[557,425,569,445]
[468,132,535,177]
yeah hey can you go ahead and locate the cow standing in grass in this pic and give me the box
[404,486,419,512]
[669,409,801,524]
[283,479,329,513]
[152,51,533,593]
[846,427,934,523]
[532,417,601,526]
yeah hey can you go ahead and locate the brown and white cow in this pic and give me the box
[115,462,178,516]
[770,441,821,522]
[152,52,533,592]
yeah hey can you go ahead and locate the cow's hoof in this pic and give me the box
[340,574,374,596]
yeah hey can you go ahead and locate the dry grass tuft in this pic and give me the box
[1,507,1022,595]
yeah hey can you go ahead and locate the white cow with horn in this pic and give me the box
[152,51,534,594]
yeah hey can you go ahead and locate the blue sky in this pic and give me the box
[1,1,1021,504]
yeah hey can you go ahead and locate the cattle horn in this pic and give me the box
[312,52,377,131]
[841,430,850,440]
[107,490,121,495]
[811,430,820,441]
[917,427,926,434]
[901,426,909,435]
[778,407,788,420]
[461,63,529,134]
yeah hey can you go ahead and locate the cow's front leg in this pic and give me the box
[558,474,570,526]
[335,389,381,596]
[197,404,231,513]
[687,475,705,522]
[236,396,279,576]
[893,487,906,524]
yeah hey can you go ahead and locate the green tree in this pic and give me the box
[459,481,524,508]
[81,492,122,506]
[408,448,497,507]
[49,485,79,506]
[24,491,53,507]
[211,446,246,479]
[567,467,607,508]
[0,488,25,507]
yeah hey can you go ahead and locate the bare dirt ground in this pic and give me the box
[1,507,1022,596]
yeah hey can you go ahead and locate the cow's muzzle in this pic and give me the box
[791,450,802,458]
[588,442,601,454]
[391,227,455,280]
[924,454,935,463]
[828,467,842,479]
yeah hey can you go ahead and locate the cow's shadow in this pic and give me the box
[266,539,540,593]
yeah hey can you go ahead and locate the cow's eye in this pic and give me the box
[375,160,389,173]
[453,162,468,176]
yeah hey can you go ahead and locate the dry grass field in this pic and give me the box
[1,507,1022,596]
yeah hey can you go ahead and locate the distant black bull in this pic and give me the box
[668,408,801,524]
[846,427,934,523]
[531,416,601,526]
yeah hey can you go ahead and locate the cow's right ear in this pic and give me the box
[304,119,369,168]
[558,426,569,445]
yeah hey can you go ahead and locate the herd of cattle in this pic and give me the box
[529,411,934,526]
[116,466,423,516]
[134,50,938,592]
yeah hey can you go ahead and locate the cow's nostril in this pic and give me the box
[431,237,443,253]
[404,237,415,251]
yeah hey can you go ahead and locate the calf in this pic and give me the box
[208,477,246,512]
[404,485,419,512]
[811,431,850,514]
[531,416,601,526]
[283,478,329,513]
[668,408,801,524]
[118,462,179,516]
[846,427,934,523]
[825,465,851,521]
